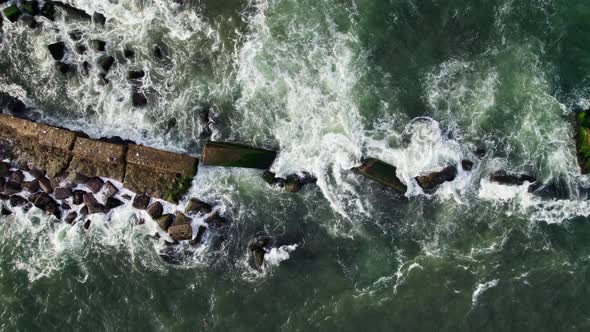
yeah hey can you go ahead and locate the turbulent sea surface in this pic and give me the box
[2,0,590,330]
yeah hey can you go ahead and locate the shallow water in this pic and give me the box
[1,0,590,330]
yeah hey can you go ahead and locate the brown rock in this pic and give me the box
[72,190,85,205]
[87,203,106,214]
[105,197,123,210]
[147,201,163,219]
[28,168,45,179]
[4,181,21,194]
[168,224,192,241]
[0,162,9,177]
[103,181,118,198]
[156,213,173,231]
[415,165,458,190]
[22,180,40,192]
[185,198,212,215]
[204,211,225,227]
[8,170,24,183]
[173,212,191,226]
[64,211,77,224]
[39,177,53,193]
[86,177,104,193]
[54,187,72,200]
[189,225,207,246]
[83,193,98,206]
[9,195,28,207]
[132,194,150,209]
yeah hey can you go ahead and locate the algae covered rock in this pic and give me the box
[576,110,590,174]
[355,158,407,193]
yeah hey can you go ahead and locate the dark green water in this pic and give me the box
[2,0,590,331]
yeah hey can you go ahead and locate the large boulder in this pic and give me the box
[168,224,192,241]
[355,158,407,193]
[185,198,212,215]
[248,236,273,270]
[47,42,66,60]
[201,141,277,169]
[489,170,536,186]
[415,165,457,190]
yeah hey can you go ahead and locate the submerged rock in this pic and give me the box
[92,12,106,25]
[131,90,147,107]
[489,171,536,186]
[97,55,115,73]
[91,39,106,52]
[189,225,207,246]
[415,165,457,190]
[461,160,474,171]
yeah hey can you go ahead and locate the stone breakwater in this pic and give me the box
[0,112,225,249]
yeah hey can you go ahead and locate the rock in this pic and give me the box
[79,205,88,217]
[86,177,104,193]
[0,162,9,177]
[54,187,72,200]
[82,193,98,206]
[172,212,191,226]
[20,15,38,29]
[64,211,77,224]
[8,170,24,183]
[249,236,272,269]
[156,213,173,231]
[48,42,66,60]
[489,171,536,186]
[356,158,407,193]
[21,1,39,15]
[168,224,192,241]
[123,49,135,58]
[3,5,21,23]
[105,197,123,210]
[32,193,60,218]
[0,93,26,114]
[132,194,150,209]
[122,194,132,200]
[98,73,109,84]
[261,171,285,187]
[87,203,106,214]
[152,45,164,59]
[4,181,21,194]
[185,198,212,215]
[147,201,163,219]
[83,219,91,230]
[97,55,115,73]
[103,181,118,198]
[189,225,207,246]
[128,70,145,80]
[204,211,225,227]
[75,43,87,55]
[131,90,147,107]
[284,175,303,193]
[92,12,106,25]
[28,168,44,179]
[39,177,53,193]
[61,202,70,210]
[201,141,277,169]
[415,165,458,190]
[91,39,106,52]
[67,172,88,184]
[22,180,39,192]
[55,62,74,75]
[1,207,12,215]
[72,190,85,205]
[68,30,83,41]
[39,2,55,20]
[9,195,28,207]
[461,160,474,171]
[475,146,486,158]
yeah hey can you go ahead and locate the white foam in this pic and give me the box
[472,279,499,307]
